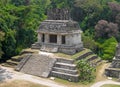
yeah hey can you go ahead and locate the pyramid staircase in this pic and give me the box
[1,55,24,68]
[105,58,120,78]
[75,48,102,66]
[50,58,79,82]
[1,48,102,82]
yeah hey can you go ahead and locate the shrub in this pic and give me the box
[76,60,96,82]
[99,37,118,61]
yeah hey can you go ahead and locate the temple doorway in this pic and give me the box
[42,34,45,42]
[49,34,57,43]
[62,35,65,44]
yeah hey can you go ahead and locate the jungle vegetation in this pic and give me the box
[0,0,120,61]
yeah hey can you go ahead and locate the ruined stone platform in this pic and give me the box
[105,43,120,78]
[16,54,56,78]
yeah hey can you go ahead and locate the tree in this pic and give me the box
[95,20,119,39]
[0,31,5,59]
[2,30,16,59]
[76,59,96,82]
[108,2,120,22]
[49,0,74,9]
[82,33,97,53]
[99,37,118,61]
[0,0,49,60]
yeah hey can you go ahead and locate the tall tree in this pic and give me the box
[0,31,5,59]
[95,20,119,39]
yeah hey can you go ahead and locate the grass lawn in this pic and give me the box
[54,48,91,59]
[54,78,93,87]
[101,84,120,87]
[0,80,48,87]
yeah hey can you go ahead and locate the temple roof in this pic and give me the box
[37,20,82,33]
[47,8,70,20]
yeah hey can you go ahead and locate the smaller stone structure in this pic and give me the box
[105,43,120,78]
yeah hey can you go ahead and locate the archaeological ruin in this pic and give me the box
[14,8,101,82]
[105,43,120,78]
[32,8,83,55]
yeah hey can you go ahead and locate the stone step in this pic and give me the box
[57,58,74,64]
[86,55,98,61]
[54,62,76,70]
[15,54,31,71]
[1,63,15,68]
[89,58,102,66]
[11,56,23,62]
[110,59,120,68]
[6,60,19,66]
[50,71,79,82]
[40,45,58,53]
[31,45,41,49]
[105,68,120,78]
[76,51,93,60]
[52,67,78,75]
[113,59,120,61]
[31,42,41,49]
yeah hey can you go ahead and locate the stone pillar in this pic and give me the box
[38,33,42,43]
[45,34,49,43]
[57,34,61,45]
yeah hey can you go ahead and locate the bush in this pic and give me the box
[76,60,96,82]
[99,37,118,61]
[82,33,98,53]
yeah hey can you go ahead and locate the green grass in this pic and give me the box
[20,48,39,54]
[101,84,120,87]
[71,49,91,59]
[54,48,91,59]
[54,77,93,87]
[54,52,72,58]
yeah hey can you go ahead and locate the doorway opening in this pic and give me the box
[49,34,57,43]
[62,35,66,44]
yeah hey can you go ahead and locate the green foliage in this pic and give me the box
[76,60,96,82]
[49,0,74,9]
[0,0,120,62]
[0,0,49,60]
[98,37,118,61]
[0,32,5,59]
[82,32,98,53]
[2,30,16,59]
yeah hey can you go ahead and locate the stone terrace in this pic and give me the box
[16,54,56,78]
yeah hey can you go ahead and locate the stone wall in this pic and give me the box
[66,32,82,46]
[105,68,120,78]
[59,47,76,55]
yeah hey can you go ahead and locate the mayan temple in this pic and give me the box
[31,8,83,54]
[14,8,84,82]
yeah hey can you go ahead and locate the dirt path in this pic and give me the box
[91,80,120,87]
[95,62,110,81]
[0,66,66,87]
[91,62,120,87]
